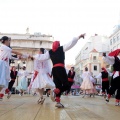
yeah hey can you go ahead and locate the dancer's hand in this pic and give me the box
[79,33,86,39]
[103,53,106,57]
[29,55,34,60]
[18,55,22,59]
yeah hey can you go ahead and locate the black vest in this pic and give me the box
[10,71,18,79]
[113,57,120,71]
[49,46,65,65]
[101,72,108,79]
[68,70,75,79]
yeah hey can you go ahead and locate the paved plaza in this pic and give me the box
[0,95,120,120]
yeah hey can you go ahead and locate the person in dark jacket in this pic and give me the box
[96,67,109,97]
[8,66,18,92]
[103,50,120,106]
[66,67,75,95]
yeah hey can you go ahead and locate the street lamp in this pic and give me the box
[17,60,21,86]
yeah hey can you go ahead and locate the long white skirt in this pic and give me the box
[32,72,55,89]
[0,60,10,88]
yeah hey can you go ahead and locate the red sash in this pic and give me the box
[102,78,108,82]
[53,63,64,68]
[68,78,74,82]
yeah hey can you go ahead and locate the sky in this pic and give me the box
[0,0,120,64]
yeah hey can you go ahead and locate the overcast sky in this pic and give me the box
[0,0,120,64]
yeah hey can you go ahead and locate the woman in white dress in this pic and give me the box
[32,48,55,104]
[16,67,32,96]
[0,36,25,100]
[80,67,94,98]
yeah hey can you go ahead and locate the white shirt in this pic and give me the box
[103,55,120,79]
[11,56,19,60]
[34,58,51,74]
[0,44,12,65]
[81,71,95,83]
[103,55,120,65]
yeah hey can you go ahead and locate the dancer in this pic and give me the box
[31,34,85,108]
[8,67,18,92]
[6,66,18,99]
[16,66,32,96]
[0,36,25,100]
[96,67,109,98]
[66,67,75,95]
[80,67,94,98]
[103,50,120,106]
[32,48,55,104]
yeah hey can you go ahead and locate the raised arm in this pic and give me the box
[33,51,50,61]
[12,50,23,56]
[11,51,31,60]
[11,56,19,60]
[102,53,115,65]
[95,73,102,79]
[63,34,85,52]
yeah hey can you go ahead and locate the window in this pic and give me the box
[94,66,97,71]
[110,39,112,45]
[93,56,97,60]
[117,43,120,48]
[85,47,88,50]
[40,41,42,45]
[113,37,116,44]
[117,35,119,41]
[113,46,117,50]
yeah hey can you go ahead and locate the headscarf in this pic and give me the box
[52,41,60,52]
[101,67,107,73]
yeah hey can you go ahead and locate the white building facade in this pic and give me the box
[0,32,54,86]
[109,25,120,51]
[75,35,110,84]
